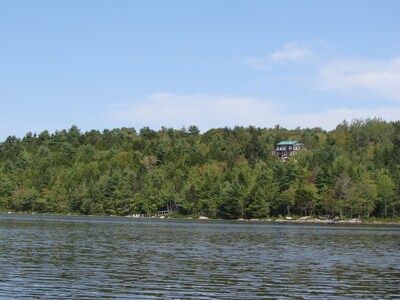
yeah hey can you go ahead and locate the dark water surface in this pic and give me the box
[0,214,399,299]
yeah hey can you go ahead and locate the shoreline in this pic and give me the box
[1,211,400,225]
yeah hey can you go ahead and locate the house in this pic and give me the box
[272,140,305,161]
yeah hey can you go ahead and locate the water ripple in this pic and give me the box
[1,214,399,299]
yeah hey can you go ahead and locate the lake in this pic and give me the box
[0,214,399,299]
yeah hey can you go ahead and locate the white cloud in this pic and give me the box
[284,107,400,130]
[270,43,313,62]
[317,57,400,101]
[109,93,400,131]
[109,93,281,130]
[244,43,313,69]
[244,42,400,103]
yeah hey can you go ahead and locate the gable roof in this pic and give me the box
[277,140,298,146]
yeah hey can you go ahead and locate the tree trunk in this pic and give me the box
[384,199,387,217]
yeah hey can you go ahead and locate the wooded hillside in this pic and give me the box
[1,118,399,219]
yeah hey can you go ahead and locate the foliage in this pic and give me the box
[0,119,399,219]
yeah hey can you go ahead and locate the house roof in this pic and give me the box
[277,140,298,146]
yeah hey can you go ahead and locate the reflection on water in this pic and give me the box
[0,214,399,299]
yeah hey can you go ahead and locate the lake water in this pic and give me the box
[0,214,399,299]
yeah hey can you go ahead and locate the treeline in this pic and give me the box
[0,119,399,219]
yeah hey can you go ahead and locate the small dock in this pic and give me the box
[155,210,171,217]
[129,213,152,218]
[127,209,173,219]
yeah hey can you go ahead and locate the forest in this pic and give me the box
[0,118,399,220]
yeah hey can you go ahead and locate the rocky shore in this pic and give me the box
[273,216,362,224]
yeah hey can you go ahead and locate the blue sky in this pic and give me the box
[1,0,400,139]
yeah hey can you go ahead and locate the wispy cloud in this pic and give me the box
[243,41,400,103]
[286,107,400,130]
[270,43,313,62]
[244,42,313,70]
[317,57,400,101]
[109,93,281,130]
[109,93,400,131]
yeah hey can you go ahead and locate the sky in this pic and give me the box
[1,0,400,139]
